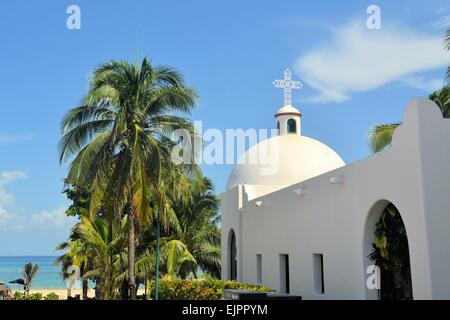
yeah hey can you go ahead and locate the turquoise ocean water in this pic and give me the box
[0,256,66,289]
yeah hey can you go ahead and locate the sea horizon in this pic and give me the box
[0,256,68,289]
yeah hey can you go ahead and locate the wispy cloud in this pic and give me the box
[0,170,75,232]
[31,207,75,229]
[432,4,450,29]
[0,205,75,232]
[400,76,445,91]
[0,134,33,145]
[430,15,450,29]
[295,21,449,103]
[0,170,28,207]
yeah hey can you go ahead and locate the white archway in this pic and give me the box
[363,200,413,300]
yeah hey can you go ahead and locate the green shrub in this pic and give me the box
[44,292,59,300]
[28,293,43,300]
[13,292,44,300]
[148,279,272,300]
[13,292,26,300]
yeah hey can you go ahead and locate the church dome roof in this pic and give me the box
[274,105,302,117]
[226,134,345,190]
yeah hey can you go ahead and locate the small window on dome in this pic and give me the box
[277,121,280,134]
[287,119,297,134]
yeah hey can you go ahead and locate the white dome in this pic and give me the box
[274,105,302,117]
[227,134,345,190]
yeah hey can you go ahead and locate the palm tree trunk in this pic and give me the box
[128,204,137,300]
[82,279,88,300]
[155,211,160,300]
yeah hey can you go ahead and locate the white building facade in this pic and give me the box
[220,97,450,299]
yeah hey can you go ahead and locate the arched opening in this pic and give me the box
[277,121,280,134]
[228,229,237,281]
[364,200,413,300]
[287,119,297,134]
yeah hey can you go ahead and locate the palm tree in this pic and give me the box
[369,87,450,152]
[171,177,221,278]
[77,215,128,300]
[58,57,199,299]
[55,225,91,299]
[22,263,39,295]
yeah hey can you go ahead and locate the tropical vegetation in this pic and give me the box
[55,57,223,300]
[22,262,39,295]
[147,278,272,300]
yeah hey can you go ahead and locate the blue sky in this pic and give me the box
[0,0,448,255]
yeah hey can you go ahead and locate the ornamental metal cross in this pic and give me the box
[273,69,302,106]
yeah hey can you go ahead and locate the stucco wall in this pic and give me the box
[221,98,450,299]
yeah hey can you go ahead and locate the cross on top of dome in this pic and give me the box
[273,69,302,106]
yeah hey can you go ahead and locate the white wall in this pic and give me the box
[221,98,450,299]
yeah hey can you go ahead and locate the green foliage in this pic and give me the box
[369,203,412,300]
[22,262,39,294]
[13,291,25,300]
[148,279,272,300]
[368,123,400,153]
[13,292,44,300]
[44,292,59,300]
[63,183,90,217]
[58,57,201,299]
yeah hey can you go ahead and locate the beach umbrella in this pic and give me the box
[9,278,26,292]
[9,279,25,286]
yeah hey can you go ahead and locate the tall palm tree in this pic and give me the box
[22,263,39,295]
[58,57,199,299]
[369,87,450,152]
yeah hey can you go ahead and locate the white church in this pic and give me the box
[220,69,450,299]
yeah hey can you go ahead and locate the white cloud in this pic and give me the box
[0,171,28,185]
[0,170,74,232]
[0,134,33,145]
[0,206,75,231]
[31,207,75,229]
[400,76,445,92]
[430,15,450,29]
[295,21,450,103]
[0,171,27,207]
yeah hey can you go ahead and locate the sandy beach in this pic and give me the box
[12,288,146,300]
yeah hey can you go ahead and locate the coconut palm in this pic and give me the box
[55,225,91,299]
[76,215,128,300]
[58,57,199,299]
[170,177,221,278]
[369,87,450,152]
[22,263,39,295]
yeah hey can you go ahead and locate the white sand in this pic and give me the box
[12,288,146,300]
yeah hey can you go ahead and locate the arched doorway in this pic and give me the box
[228,229,237,281]
[364,200,413,300]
